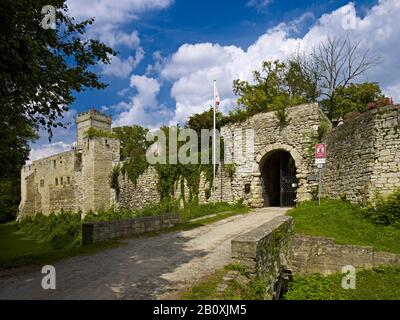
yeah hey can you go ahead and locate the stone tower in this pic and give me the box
[76,110,120,214]
[76,109,112,149]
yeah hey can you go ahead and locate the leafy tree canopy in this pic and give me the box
[227,60,319,123]
[0,0,115,221]
[0,0,115,138]
[323,82,385,119]
[112,126,150,186]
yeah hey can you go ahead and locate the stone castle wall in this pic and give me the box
[19,104,400,218]
[118,167,160,210]
[216,103,328,207]
[323,105,400,203]
[116,103,328,209]
[18,110,120,219]
[19,150,81,218]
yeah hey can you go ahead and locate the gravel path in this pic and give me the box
[0,208,287,300]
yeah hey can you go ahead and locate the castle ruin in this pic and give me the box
[18,103,400,219]
[18,110,120,219]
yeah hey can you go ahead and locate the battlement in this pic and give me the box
[76,109,112,149]
[76,109,112,125]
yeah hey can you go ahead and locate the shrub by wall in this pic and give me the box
[365,188,400,228]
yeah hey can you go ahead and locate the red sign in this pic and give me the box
[315,143,327,159]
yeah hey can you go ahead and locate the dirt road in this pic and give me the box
[0,208,287,300]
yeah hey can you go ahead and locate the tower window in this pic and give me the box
[53,160,56,168]
[40,180,44,188]
[55,178,58,186]
[67,177,70,184]
[60,177,63,185]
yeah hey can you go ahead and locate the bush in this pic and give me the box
[284,273,342,300]
[365,188,400,228]
[19,211,82,249]
[83,200,180,223]
[0,179,20,223]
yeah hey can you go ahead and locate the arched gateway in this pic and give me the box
[249,143,306,208]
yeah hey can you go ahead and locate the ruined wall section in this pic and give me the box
[19,150,81,218]
[118,167,160,210]
[323,105,400,203]
[116,104,328,210]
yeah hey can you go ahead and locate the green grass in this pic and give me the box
[181,264,400,300]
[287,199,400,254]
[181,268,228,300]
[284,267,400,300]
[180,264,248,300]
[0,222,119,270]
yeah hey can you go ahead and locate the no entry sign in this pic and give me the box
[315,143,327,164]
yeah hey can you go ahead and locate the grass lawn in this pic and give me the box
[287,199,400,254]
[284,267,400,300]
[0,222,119,270]
[180,264,250,300]
[181,264,400,300]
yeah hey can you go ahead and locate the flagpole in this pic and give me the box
[213,80,216,193]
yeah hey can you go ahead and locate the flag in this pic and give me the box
[214,81,221,110]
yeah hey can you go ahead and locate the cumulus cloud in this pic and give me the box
[29,142,72,162]
[66,0,174,78]
[101,48,144,78]
[66,0,173,49]
[247,0,273,11]
[113,75,174,129]
[158,0,400,124]
[67,0,174,25]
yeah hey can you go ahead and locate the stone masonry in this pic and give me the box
[18,109,120,219]
[19,103,400,217]
[323,105,400,203]
[289,235,400,275]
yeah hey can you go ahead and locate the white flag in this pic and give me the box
[214,81,221,110]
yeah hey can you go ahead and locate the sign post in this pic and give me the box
[315,143,327,206]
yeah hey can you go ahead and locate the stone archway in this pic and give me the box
[249,143,308,208]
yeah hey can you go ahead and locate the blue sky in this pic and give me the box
[30,0,400,160]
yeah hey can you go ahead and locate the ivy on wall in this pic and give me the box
[105,109,233,205]
[153,126,218,205]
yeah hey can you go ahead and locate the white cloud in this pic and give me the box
[247,0,273,11]
[66,0,174,79]
[113,75,173,129]
[66,0,173,49]
[101,48,144,78]
[67,0,174,25]
[158,0,400,124]
[29,142,72,162]
[101,30,140,49]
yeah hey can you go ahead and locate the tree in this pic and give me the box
[229,59,318,124]
[324,82,385,119]
[0,0,115,220]
[0,0,115,138]
[310,36,380,119]
[0,115,37,222]
[113,126,150,186]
